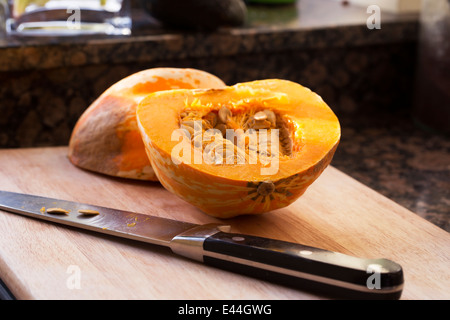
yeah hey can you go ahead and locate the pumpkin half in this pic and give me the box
[136,79,340,218]
[68,68,225,180]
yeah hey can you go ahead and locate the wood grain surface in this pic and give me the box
[0,146,448,299]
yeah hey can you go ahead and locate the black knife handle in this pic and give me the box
[202,231,404,300]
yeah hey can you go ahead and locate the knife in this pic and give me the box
[0,190,403,299]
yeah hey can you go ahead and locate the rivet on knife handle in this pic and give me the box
[171,227,404,299]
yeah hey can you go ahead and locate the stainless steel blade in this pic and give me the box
[0,190,198,247]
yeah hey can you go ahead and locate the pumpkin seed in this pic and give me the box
[218,106,232,123]
[180,111,188,118]
[201,119,212,130]
[180,125,194,137]
[78,209,100,216]
[253,111,268,121]
[181,120,196,128]
[179,127,192,139]
[249,119,271,130]
[46,207,69,215]
[204,140,221,155]
[263,110,276,126]
[204,112,217,127]
[193,137,203,148]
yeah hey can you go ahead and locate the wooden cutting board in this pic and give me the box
[0,146,448,300]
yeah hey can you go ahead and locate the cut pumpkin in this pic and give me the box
[68,68,226,180]
[137,79,340,218]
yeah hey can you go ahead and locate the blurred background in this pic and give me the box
[0,0,448,231]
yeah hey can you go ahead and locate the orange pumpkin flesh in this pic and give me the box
[68,68,226,180]
[137,79,340,218]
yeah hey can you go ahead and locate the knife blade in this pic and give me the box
[0,190,403,299]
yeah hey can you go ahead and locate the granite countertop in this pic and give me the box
[333,109,450,232]
[0,0,448,232]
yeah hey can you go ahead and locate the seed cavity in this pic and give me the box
[180,102,297,165]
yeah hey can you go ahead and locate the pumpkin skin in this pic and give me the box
[68,68,226,180]
[136,79,340,218]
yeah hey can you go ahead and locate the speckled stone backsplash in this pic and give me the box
[0,42,415,148]
[1,0,448,232]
